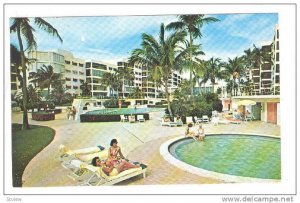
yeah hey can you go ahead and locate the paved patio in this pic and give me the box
[11,110,280,187]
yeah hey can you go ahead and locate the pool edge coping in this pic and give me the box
[160,134,281,183]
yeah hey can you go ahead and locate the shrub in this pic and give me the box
[32,111,55,121]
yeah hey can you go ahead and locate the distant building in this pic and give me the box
[27,49,86,96]
[271,24,280,95]
[85,60,117,98]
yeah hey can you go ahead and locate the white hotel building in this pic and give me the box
[27,49,86,96]
[85,60,118,98]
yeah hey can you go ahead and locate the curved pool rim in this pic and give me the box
[160,133,281,183]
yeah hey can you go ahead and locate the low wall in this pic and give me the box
[80,113,150,122]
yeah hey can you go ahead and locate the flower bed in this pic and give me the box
[32,111,55,121]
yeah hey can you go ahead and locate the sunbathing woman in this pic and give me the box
[92,157,140,176]
[108,139,125,163]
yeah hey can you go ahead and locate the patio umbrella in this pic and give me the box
[236,100,256,106]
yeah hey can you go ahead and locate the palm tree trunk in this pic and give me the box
[164,79,173,117]
[17,26,30,129]
[189,34,193,96]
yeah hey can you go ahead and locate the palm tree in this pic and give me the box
[10,18,62,129]
[129,23,187,116]
[204,57,226,93]
[224,57,245,96]
[167,14,219,95]
[128,87,144,99]
[100,72,118,97]
[80,81,91,97]
[30,65,60,98]
[115,67,134,98]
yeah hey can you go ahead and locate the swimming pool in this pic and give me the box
[167,134,281,181]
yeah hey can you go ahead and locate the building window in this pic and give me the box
[65,70,71,73]
[73,78,78,82]
[276,64,280,73]
[92,63,107,70]
[276,53,279,62]
[277,30,279,39]
[79,71,84,75]
[86,62,91,68]
[66,85,71,89]
[65,60,70,64]
[72,70,78,74]
[79,63,84,67]
[72,62,78,66]
[73,86,78,89]
[80,79,84,84]
[276,41,279,50]
[11,83,17,90]
[92,69,105,77]
[65,78,71,81]
[275,76,280,83]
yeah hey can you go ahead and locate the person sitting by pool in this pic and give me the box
[185,123,198,141]
[196,124,205,141]
[91,157,140,176]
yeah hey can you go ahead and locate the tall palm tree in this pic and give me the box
[204,57,225,93]
[224,57,245,96]
[10,18,62,129]
[167,14,219,95]
[100,72,118,97]
[30,65,60,98]
[115,66,134,98]
[80,81,91,97]
[129,23,187,116]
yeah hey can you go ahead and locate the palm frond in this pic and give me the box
[34,18,63,43]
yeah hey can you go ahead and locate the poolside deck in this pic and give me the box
[11,110,280,187]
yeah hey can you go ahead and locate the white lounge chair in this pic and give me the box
[59,144,104,169]
[128,115,136,123]
[161,118,177,127]
[211,117,219,125]
[194,116,202,124]
[62,148,147,186]
[186,116,194,124]
[120,115,128,122]
[174,117,183,126]
[202,115,209,123]
[137,115,145,122]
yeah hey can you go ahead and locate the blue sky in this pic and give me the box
[10,13,278,64]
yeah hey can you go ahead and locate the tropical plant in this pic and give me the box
[29,65,61,98]
[115,66,134,98]
[203,57,226,93]
[129,23,187,116]
[10,17,62,129]
[50,81,69,105]
[128,87,144,99]
[80,81,91,97]
[167,14,219,95]
[99,72,120,97]
[224,57,245,96]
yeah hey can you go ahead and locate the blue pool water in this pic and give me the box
[169,135,281,179]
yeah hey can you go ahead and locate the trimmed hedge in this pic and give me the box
[32,111,55,121]
[80,113,150,122]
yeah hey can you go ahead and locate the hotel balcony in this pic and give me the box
[261,63,272,71]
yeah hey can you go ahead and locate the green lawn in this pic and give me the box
[12,124,55,187]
